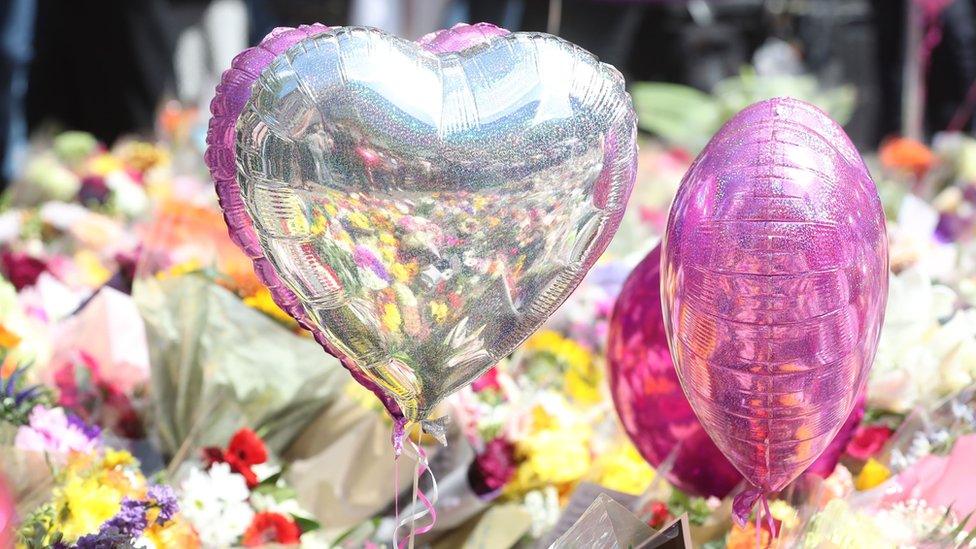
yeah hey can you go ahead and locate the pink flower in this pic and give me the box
[846,425,894,461]
[885,433,976,528]
[471,367,501,393]
[14,406,99,456]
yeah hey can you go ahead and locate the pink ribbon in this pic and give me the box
[732,488,777,545]
[393,437,439,548]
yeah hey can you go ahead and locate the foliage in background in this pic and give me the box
[632,67,857,153]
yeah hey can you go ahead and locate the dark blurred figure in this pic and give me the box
[0,0,36,189]
[246,0,349,45]
[27,0,177,144]
[462,0,645,76]
[873,0,976,138]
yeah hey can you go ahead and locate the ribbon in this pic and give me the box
[393,438,439,548]
[732,488,777,545]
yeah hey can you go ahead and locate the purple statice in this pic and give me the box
[147,484,178,524]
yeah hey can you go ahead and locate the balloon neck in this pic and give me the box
[390,416,451,457]
[392,417,409,456]
[732,488,778,542]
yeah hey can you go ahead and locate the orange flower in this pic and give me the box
[879,137,935,178]
[726,521,773,549]
[0,324,21,349]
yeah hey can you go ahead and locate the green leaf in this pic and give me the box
[293,515,321,534]
[630,82,722,153]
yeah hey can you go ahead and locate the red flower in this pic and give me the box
[471,367,501,393]
[469,438,517,496]
[242,512,302,546]
[648,501,670,529]
[846,424,894,460]
[202,428,268,488]
[0,250,49,290]
[228,428,268,466]
[202,447,226,467]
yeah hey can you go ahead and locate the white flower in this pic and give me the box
[106,171,148,217]
[522,487,559,538]
[179,463,255,548]
[869,268,973,412]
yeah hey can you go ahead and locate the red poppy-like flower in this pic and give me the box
[846,424,894,460]
[228,428,268,466]
[0,250,49,290]
[202,427,268,488]
[227,454,259,488]
[242,512,302,546]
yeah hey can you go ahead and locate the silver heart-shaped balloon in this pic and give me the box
[231,25,636,422]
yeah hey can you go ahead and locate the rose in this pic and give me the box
[846,425,895,461]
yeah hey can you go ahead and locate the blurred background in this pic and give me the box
[3,0,976,190]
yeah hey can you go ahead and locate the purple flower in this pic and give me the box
[77,175,111,205]
[74,525,132,549]
[353,245,391,282]
[66,412,102,441]
[147,484,178,524]
[103,498,149,537]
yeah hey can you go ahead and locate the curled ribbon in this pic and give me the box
[393,438,439,548]
[732,488,778,544]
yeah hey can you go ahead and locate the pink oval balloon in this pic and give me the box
[608,244,742,498]
[661,98,888,515]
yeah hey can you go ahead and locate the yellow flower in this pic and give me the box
[379,232,397,246]
[391,261,418,283]
[429,301,449,324]
[511,426,591,493]
[88,154,123,176]
[243,289,296,327]
[347,211,371,230]
[382,302,402,333]
[769,500,800,530]
[564,359,601,404]
[524,330,593,374]
[156,259,202,280]
[55,474,124,541]
[310,214,328,236]
[103,449,136,470]
[589,442,655,495]
[74,250,112,287]
[524,330,599,403]
[855,459,891,490]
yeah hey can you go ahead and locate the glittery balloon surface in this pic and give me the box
[608,244,742,498]
[213,24,637,422]
[661,98,888,498]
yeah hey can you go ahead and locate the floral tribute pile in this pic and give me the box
[0,102,975,548]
